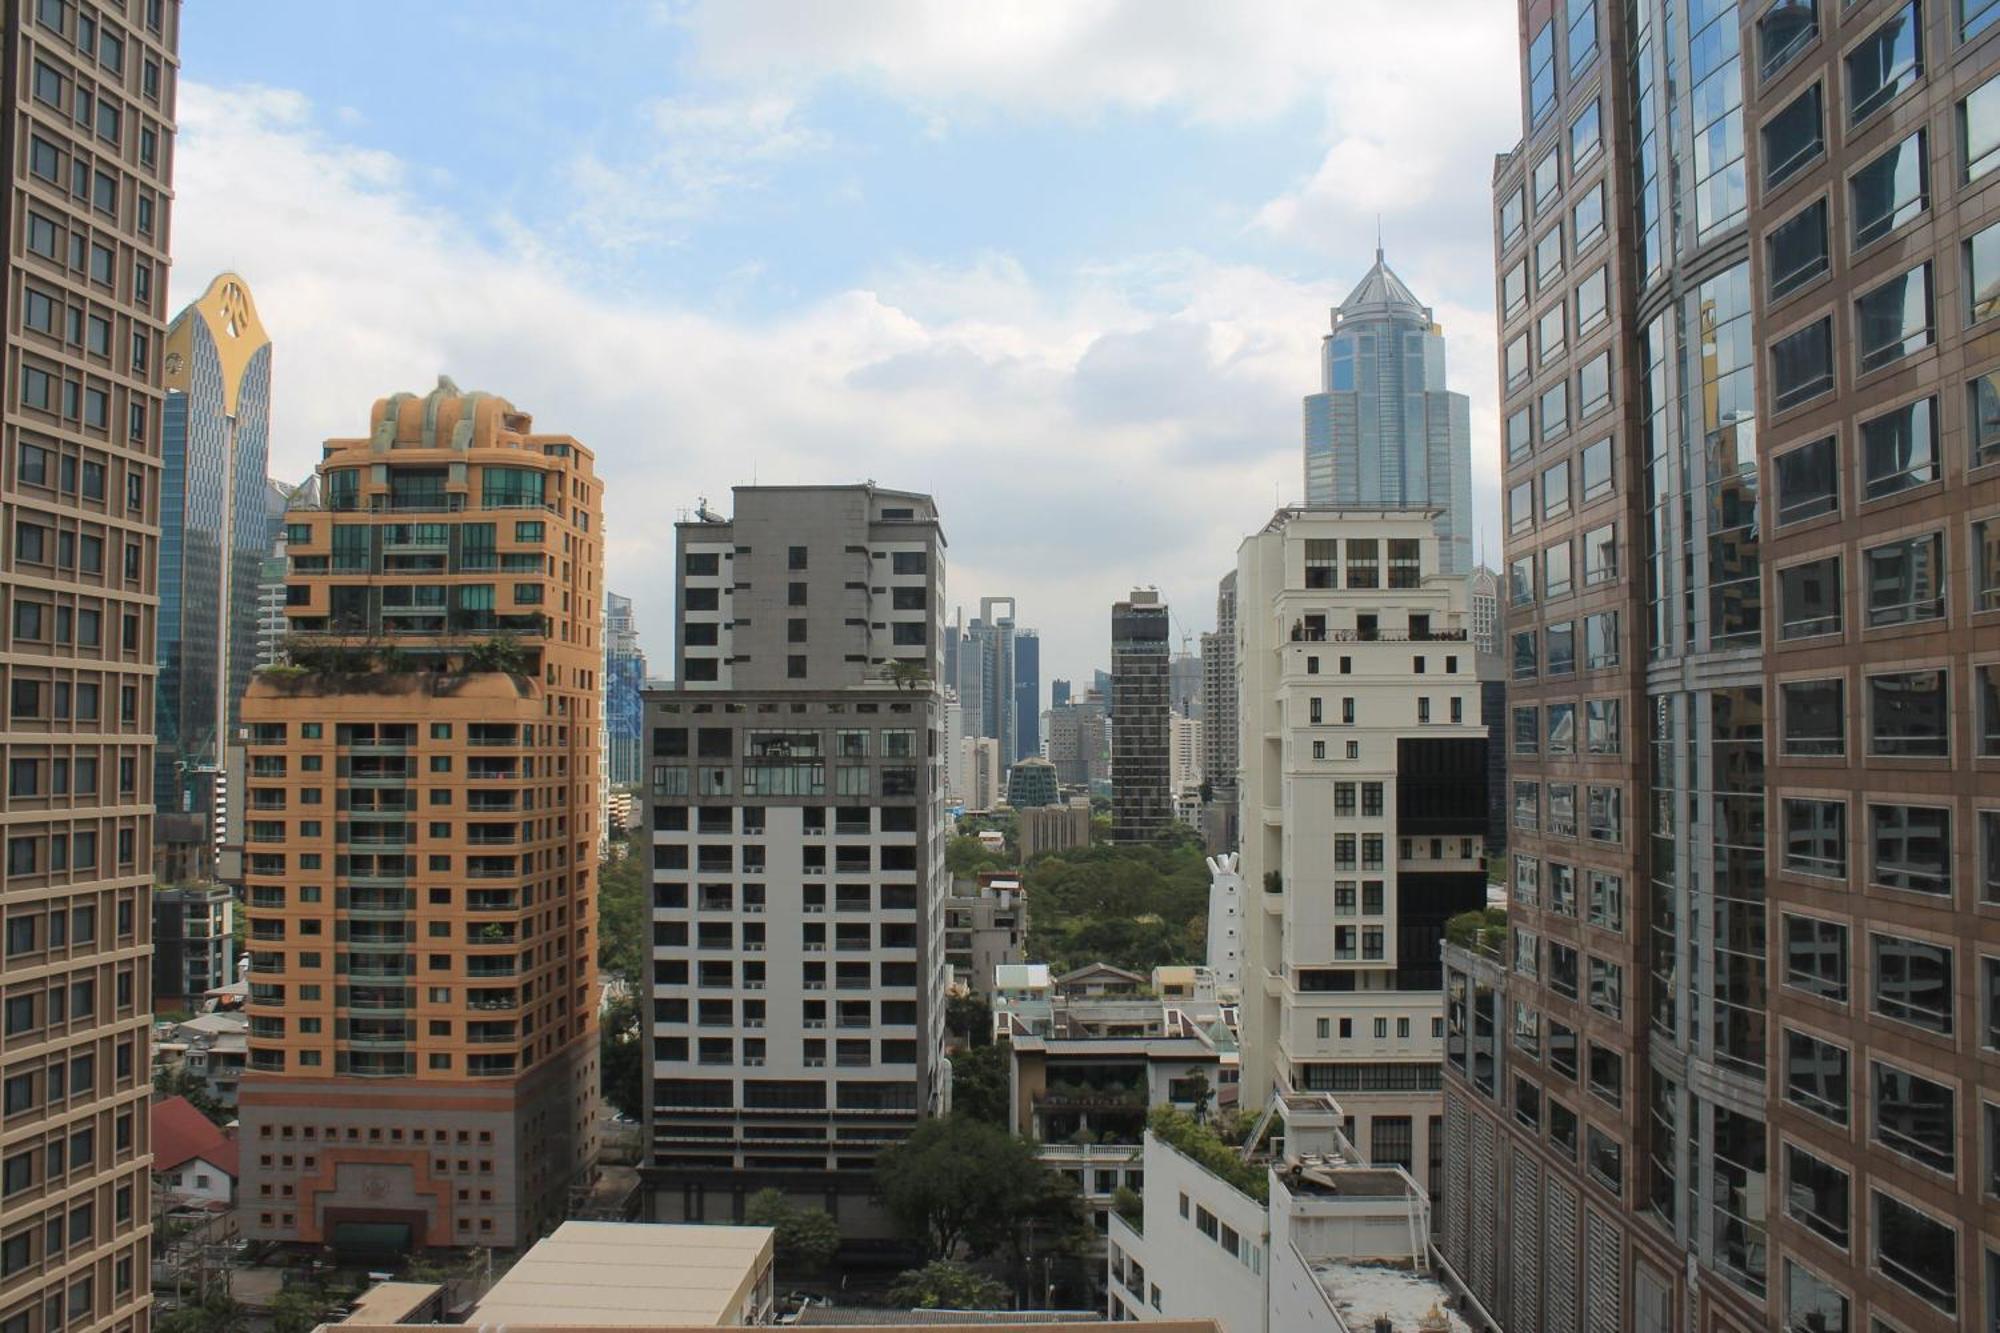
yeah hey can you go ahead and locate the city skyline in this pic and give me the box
[168,1,1518,689]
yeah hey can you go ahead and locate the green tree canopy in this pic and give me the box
[597,840,648,987]
[599,992,642,1118]
[950,1043,1009,1127]
[874,1115,1045,1262]
[1022,841,1213,974]
[744,1189,842,1272]
[886,1260,1010,1311]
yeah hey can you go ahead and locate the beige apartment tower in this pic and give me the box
[235,379,601,1253]
[0,2,181,1330]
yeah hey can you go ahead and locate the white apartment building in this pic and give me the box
[1170,712,1203,791]
[956,734,1003,811]
[1205,852,1243,998]
[643,485,950,1234]
[1235,509,1490,1200]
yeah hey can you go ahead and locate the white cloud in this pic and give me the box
[171,81,1378,686]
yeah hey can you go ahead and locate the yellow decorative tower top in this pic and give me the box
[164,271,271,416]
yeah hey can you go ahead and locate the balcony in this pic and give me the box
[467,1054,517,1078]
[467,960,518,978]
[466,891,519,913]
[467,990,518,1011]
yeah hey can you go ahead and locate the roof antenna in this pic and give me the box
[1375,213,1383,263]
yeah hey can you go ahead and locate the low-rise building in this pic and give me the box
[152,1095,239,1208]
[1106,1094,1481,1332]
[1019,797,1091,860]
[944,874,1025,992]
[154,1010,250,1108]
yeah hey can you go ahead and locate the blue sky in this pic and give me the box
[174,1,1519,686]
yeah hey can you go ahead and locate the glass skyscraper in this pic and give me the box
[1303,248,1473,574]
[604,590,647,787]
[156,271,274,816]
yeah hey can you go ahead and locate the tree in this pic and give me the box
[743,1188,841,1272]
[875,1115,1045,1262]
[268,1287,340,1333]
[950,1043,1009,1127]
[1111,1186,1143,1230]
[946,992,992,1048]
[946,835,1008,878]
[463,634,529,674]
[886,1260,1009,1311]
[153,1067,227,1126]
[888,659,932,692]
[599,993,643,1118]
[596,840,648,987]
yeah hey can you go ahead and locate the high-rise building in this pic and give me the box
[1235,508,1487,1203]
[603,591,646,789]
[237,378,602,1250]
[1467,563,1502,657]
[156,272,274,820]
[1012,628,1040,761]
[957,596,1023,759]
[1440,5,2000,1330]
[0,2,179,1325]
[1005,755,1059,809]
[1050,677,1071,709]
[254,476,316,671]
[1110,589,1171,842]
[642,485,949,1231]
[1303,250,1473,574]
[1199,570,1240,852]
[1168,649,1203,718]
[1169,713,1202,793]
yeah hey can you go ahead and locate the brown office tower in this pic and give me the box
[1440,2,2000,1330]
[236,378,601,1256]
[0,2,180,1330]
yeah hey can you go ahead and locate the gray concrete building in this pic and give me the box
[1111,588,1172,843]
[643,485,951,1234]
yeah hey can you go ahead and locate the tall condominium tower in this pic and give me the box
[1110,588,1171,842]
[0,2,180,1327]
[603,592,646,789]
[156,271,275,819]
[1235,509,1487,1201]
[1303,249,1474,574]
[956,596,1020,759]
[1440,4,2000,1331]
[1011,628,1039,762]
[237,378,602,1251]
[643,485,949,1231]
[1199,571,1240,853]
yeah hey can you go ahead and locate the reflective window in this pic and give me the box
[1576,265,1608,332]
[1774,436,1837,525]
[1580,437,1612,500]
[1583,610,1619,668]
[1846,3,1924,126]
[1509,480,1534,534]
[1780,678,1844,757]
[1778,557,1841,639]
[1536,226,1565,287]
[1975,517,2000,610]
[1578,351,1610,417]
[1862,534,1944,628]
[1783,1147,1848,1249]
[1570,99,1602,165]
[1967,0,2000,40]
[1872,933,1953,1034]
[1541,381,1569,440]
[1567,0,1598,74]
[1782,799,1846,879]
[1850,130,1928,249]
[1545,539,1573,598]
[1783,1261,1848,1333]
[1767,198,1828,300]
[1528,21,1556,126]
[1572,183,1605,250]
[1582,523,1616,585]
[1770,317,1834,410]
[1505,333,1529,388]
[1509,554,1535,606]
[1854,264,1933,372]
[1503,261,1528,318]
[1873,1191,1956,1314]
[1782,914,1848,999]
[1763,82,1825,188]
[1967,219,2000,324]
[1758,0,1818,79]
[1507,407,1532,462]
[1972,373,2000,468]
[1500,186,1526,247]
[1870,804,1951,896]
[1859,396,1938,498]
[1784,1027,1850,1123]
[1534,149,1562,214]
[1868,668,1948,756]
[1962,73,2000,184]
[1538,303,1566,360]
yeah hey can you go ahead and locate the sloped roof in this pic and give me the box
[1338,248,1428,317]
[152,1096,239,1178]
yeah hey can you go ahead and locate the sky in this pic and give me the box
[173,1,1521,689]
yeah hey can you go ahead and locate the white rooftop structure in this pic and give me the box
[467,1221,774,1327]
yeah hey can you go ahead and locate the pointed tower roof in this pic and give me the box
[1337,247,1429,319]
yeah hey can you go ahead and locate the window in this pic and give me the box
[1548,703,1576,755]
[1572,183,1604,250]
[1784,1028,1849,1123]
[1538,303,1565,360]
[1582,524,1616,585]
[1965,73,2000,184]
[1586,1041,1621,1107]
[1586,784,1621,842]
[1774,436,1837,524]
[1782,799,1846,879]
[1977,517,2000,610]
[1969,220,2000,325]
[1577,351,1610,417]
[1864,534,1944,629]
[1545,541,1573,598]
[1873,933,1953,1033]
[1777,556,1842,638]
[1783,914,1848,1000]
[1536,382,1568,438]
[1536,226,1564,287]
[1528,20,1556,126]
[1783,1145,1848,1249]
[1759,0,1818,78]
[1509,481,1534,535]
[1859,398,1938,502]
[1567,0,1598,73]
[1770,317,1833,410]
[1533,150,1561,214]
[1873,1191,1956,1314]
[1871,804,1950,895]
[1505,334,1529,389]
[1580,436,1612,501]
[1549,782,1578,838]
[1985,668,2000,755]
[1767,199,1828,300]
[1873,1061,1954,1172]
[1869,669,1947,756]
[1852,130,1929,252]
[1507,407,1532,462]
[1547,621,1575,675]
[1500,187,1525,248]
[1503,262,1528,319]
[1847,3,1923,127]
[1513,632,1538,683]
[1784,680,1840,752]
[1856,264,1934,372]
[1586,870,1622,930]
[1763,82,1825,189]
[1509,555,1535,607]
[1576,266,1607,333]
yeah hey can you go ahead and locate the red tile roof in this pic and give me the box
[151,1096,238,1178]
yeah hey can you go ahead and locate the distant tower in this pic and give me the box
[1303,247,1472,574]
[603,592,647,787]
[1013,629,1041,761]
[157,272,275,816]
[1111,589,1172,843]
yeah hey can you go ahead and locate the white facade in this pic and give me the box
[1205,852,1243,997]
[157,1156,234,1207]
[1235,509,1490,1194]
[956,735,1002,811]
[1466,565,1500,658]
[1108,1133,1270,1331]
[1170,712,1203,791]
[941,689,963,802]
